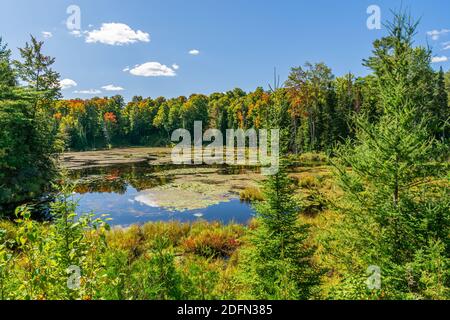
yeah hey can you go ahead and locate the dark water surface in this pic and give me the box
[69,163,257,226]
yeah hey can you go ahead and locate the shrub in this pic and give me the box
[141,221,190,247]
[239,186,264,202]
[131,236,183,300]
[296,152,328,164]
[182,225,244,258]
[106,225,144,259]
[179,256,221,299]
[298,175,319,189]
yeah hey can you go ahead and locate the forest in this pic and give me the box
[0,12,449,300]
[51,60,448,153]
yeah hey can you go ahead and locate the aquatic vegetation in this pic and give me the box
[135,187,231,212]
[61,147,173,170]
[68,163,263,214]
[132,166,263,211]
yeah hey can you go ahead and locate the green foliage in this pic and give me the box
[433,68,450,141]
[0,193,109,300]
[285,62,336,152]
[0,8,449,301]
[327,12,450,299]
[0,36,61,215]
[13,35,60,100]
[0,37,16,97]
[404,239,450,299]
[132,236,183,300]
[239,186,264,202]
[179,256,221,300]
[0,99,59,213]
[0,192,249,300]
[239,161,320,299]
[182,225,243,259]
[0,226,13,300]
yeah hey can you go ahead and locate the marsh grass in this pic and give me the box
[239,186,264,202]
[0,153,404,300]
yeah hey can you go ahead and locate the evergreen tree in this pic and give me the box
[329,12,450,299]
[240,161,320,299]
[433,67,449,141]
[0,37,16,93]
[13,35,61,100]
[445,70,450,104]
[0,37,61,215]
[334,73,357,142]
[363,13,436,122]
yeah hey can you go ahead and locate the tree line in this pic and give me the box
[53,63,449,153]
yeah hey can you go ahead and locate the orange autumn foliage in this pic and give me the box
[103,112,117,124]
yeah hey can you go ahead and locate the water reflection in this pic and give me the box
[69,163,257,226]
[69,164,174,194]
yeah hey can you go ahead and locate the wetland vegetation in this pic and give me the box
[0,12,449,300]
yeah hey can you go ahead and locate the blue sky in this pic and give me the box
[1,0,449,100]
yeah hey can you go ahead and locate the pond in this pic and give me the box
[68,163,259,226]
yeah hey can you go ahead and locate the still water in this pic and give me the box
[69,163,257,226]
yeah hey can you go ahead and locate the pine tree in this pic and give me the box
[13,35,61,100]
[0,37,61,215]
[0,37,16,92]
[330,12,450,299]
[334,73,356,142]
[433,67,449,141]
[240,161,320,299]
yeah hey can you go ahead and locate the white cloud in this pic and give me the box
[189,49,200,55]
[42,31,53,39]
[431,56,448,63]
[73,89,102,95]
[128,62,176,77]
[102,84,124,91]
[85,23,150,45]
[427,29,450,41]
[442,42,450,50]
[59,78,77,90]
[172,64,180,70]
[123,66,130,72]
